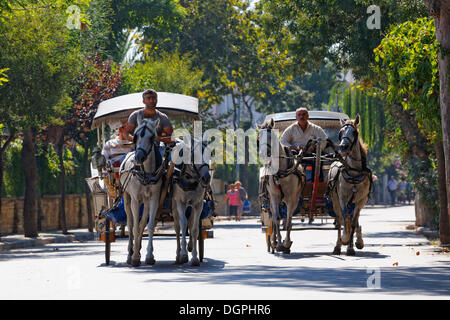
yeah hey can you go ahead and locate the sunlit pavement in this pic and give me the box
[1,204,449,299]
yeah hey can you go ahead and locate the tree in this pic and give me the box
[0,5,81,237]
[259,0,429,80]
[374,18,444,230]
[423,0,450,245]
[105,0,185,63]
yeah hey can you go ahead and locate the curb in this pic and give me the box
[0,230,95,251]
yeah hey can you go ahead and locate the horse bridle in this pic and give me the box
[258,126,273,157]
[338,124,358,150]
[178,141,210,187]
[133,121,156,161]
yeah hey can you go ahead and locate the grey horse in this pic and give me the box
[119,118,163,267]
[171,139,211,266]
[328,115,372,256]
[258,119,305,254]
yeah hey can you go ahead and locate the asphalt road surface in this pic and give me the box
[1,205,449,300]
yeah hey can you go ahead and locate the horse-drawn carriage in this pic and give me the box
[85,92,215,266]
[258,111,372,255]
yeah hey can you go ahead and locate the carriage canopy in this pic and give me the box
[92,92,200,130]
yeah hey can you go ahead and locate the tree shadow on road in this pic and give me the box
[135,263,450,297]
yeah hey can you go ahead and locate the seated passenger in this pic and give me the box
[102,119,133,168]
[102,119,133,197]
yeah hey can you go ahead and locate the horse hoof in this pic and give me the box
[190,258,200,267]
[145,257,155,265]
[341,235,350,245]
[333,247,341,255]
[131,259,141,267]
[127,256,132,265]
[346,248,356,256]
[276,245,285,252]
[282,248,291,254]
[356,240,364,250]
[180,254,189,264]
[283,240,293,249]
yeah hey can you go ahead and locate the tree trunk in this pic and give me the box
[0,132,15,228]
[426,0,450,245]
[435,140,450,243]
[56,137,68,235]
[82,141,93,232]
[21,128,38,238]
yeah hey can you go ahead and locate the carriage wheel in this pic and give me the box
[105,218,111,265]
[198,218,204,262]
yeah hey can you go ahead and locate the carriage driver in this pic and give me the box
[280,107,328,154]
[124,89,174,145]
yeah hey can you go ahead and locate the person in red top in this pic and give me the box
[223,183,242,221]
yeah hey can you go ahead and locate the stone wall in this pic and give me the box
[0,194,90,235]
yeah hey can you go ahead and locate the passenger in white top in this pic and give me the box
[280,108,328,154]
[102,120,133,167]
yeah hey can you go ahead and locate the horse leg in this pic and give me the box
[124,194,134,264]
[172,198,182,264]
[177,201,189,264]
[130,199,142,267]
[145,198,159,265]
[356,224,364,250]
[188,202,202,266]
[268,191,284,252]
[282,199,296,253]
[332,193,343,255]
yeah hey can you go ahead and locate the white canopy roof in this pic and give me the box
[92,92,199,129]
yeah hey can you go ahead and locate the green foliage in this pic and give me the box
[0,68,7,86]
[259,0,429,79]
[122,52,204,97]
[374,17,440,143]
[106,0,185,62]
[2,139,24,197]
[0,5,82,131]
[373,17,441,218]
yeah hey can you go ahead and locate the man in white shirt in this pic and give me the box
[280,108,328,154]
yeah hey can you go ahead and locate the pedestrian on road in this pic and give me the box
[223,183,241,221]
[398,177,407,204]
[235,181,248,221]
[387,175,398,206]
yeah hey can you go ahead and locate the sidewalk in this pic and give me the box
[0,229,95,251]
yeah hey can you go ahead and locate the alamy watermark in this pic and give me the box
[168,121,280,174]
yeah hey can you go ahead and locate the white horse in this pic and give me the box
[258,119,305,253]
[171,139,211,266]
[328,115,372,256]
[119,118,163,267]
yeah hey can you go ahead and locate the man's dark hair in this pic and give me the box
[142,89,158,99]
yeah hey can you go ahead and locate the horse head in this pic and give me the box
[257,118,275,158]
[337,114,360,157]
[175,138,211,188]
[133,118,160,165]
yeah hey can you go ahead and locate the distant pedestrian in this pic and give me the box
[398,177,407,204]
[235,181,248,221]
[223,184,241,221]
[387,176,398,206]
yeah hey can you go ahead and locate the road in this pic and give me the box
[1,205,449,300]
